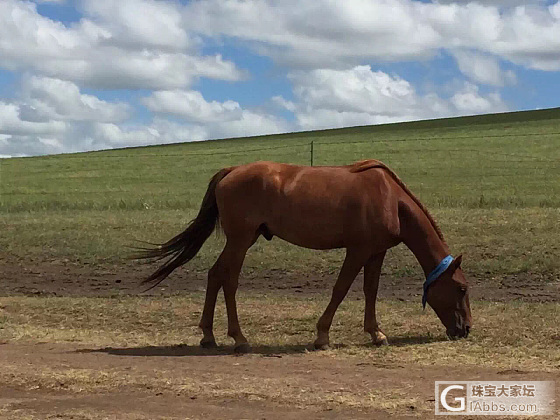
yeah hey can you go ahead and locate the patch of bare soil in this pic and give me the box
[1,343,558,419]
[1,255,559,302]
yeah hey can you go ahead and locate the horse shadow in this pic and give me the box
[78,343,310,357]
[384,334,442,347]
[78,334,443,357]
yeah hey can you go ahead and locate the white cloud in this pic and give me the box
[0,0,245,90]
[290,66,418,117]
[279,66,507,131]
[182,0,560,71]
[451,50,516,86]
[91,120,206,148]
[183,0,442,66]
[0,85,290,156]
[210,111,289,139]
[81,0,191,51]
[285,66,449,130]
[0,76,131,156]
[450,82,508,114]
[435,0,545,6]
[295,109,410,131]
[272,96,297,112]
[143,89,289,138]
[0,101,67,136]
[143,90,242,124]
[3,0,557,158]
[20,76,130,122]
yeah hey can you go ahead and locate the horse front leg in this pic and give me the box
[314,249,369,350]
[363,251,388,346]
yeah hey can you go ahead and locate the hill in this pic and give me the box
[1,108,559,288]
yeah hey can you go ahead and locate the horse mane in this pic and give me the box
[349,159,447,244]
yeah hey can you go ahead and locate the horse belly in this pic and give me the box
[265,199,360,250]
[270,217,345,249]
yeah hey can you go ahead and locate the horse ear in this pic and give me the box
[451,254,463,271]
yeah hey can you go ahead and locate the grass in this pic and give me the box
[1,109,560,279]
[2,207,559,280]
[2,109,559,418]
[1,294,559,371]
[0,294,558,418]
[2,109,560,212]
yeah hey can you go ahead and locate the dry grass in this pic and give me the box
[1,294,558,418]
[1,294,559,371]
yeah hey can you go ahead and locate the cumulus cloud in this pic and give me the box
[290,67,419,117]
[435,0,546,6]
[0,82,289,156]
[0,0,245,90]
[20,76,131,122]
[143,90,289,138]
[182,0,560,71]
[287,66,438,129]
[81,0,191,51]
[276,66,507,131]
[450,82,508,114]
[3,0,557,157]
[0,75,130,156]
[451,50,516,86]
[0,102,67,136]
[91,119,207,148]
[143,90,242,124]
[209,110,289,139]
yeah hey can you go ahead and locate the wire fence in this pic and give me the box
[1,131,559,209]
[2,131,560,165]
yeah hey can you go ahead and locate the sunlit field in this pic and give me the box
[1,109,560,418]
[2,109,560,280]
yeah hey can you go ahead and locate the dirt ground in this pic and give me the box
[2,343,558,420]
[1,256,559,419]
[1,255,559,302]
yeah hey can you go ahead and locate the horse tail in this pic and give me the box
[135,167,235,290]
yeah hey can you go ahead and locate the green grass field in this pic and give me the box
[1,109,560,419]
[1,108,560,279]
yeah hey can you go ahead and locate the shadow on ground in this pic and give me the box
[78,334,446,357]
[78,343,310,357]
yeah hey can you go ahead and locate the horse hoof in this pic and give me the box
[373,337,389,346]
[372,331,389,346]
[234,343,252,354]
[314,342,330,351]
[200,339,217,349]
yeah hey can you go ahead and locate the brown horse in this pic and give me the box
[138,160,472,353]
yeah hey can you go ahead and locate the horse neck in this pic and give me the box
[398,202,450,277]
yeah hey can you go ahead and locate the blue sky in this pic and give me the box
[1,0,559,156]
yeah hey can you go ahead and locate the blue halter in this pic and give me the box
[422,255,454,309]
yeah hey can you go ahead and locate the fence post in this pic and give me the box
[310,141,314,166]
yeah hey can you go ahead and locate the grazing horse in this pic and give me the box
[137,160,472,353]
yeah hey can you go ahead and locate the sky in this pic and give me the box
[1,0,559,157]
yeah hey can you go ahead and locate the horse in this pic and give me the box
[136,159,472,353]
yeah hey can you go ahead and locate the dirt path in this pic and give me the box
[2,343,557,419]
[2,257,559,302]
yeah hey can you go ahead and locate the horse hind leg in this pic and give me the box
[199,260,223,349]
[199,232,257,353]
